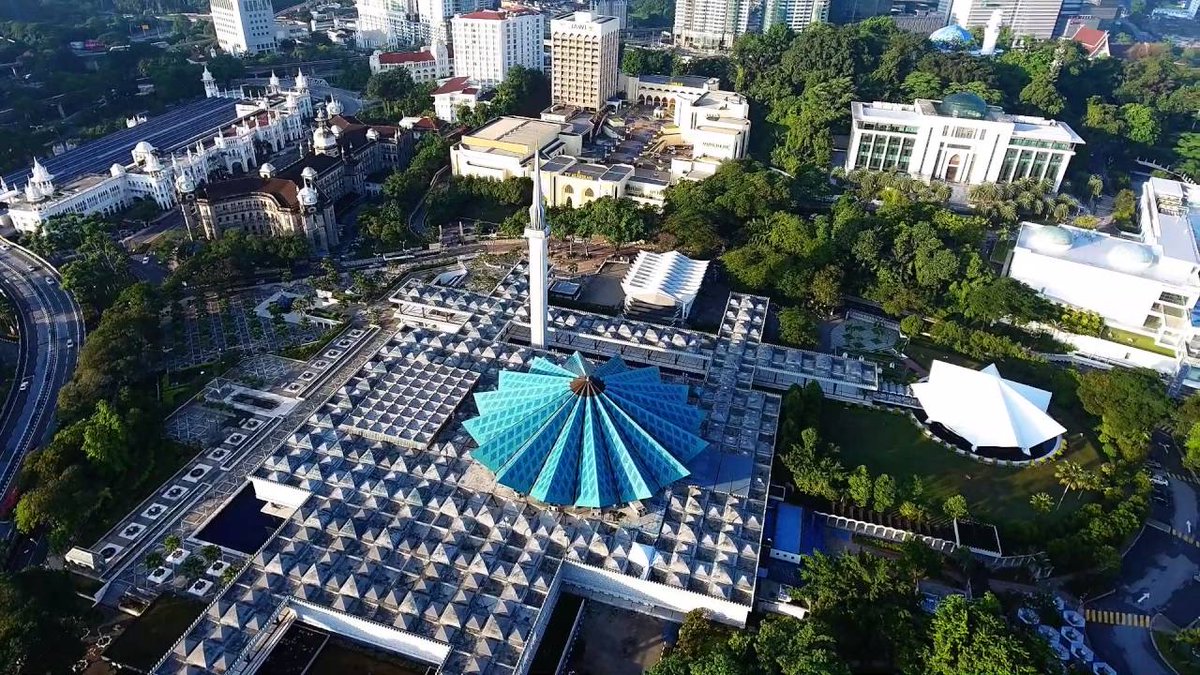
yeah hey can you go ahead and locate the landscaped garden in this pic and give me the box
[104,594,207,672]
[820,404,1102,523]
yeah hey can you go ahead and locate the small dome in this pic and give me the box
[930,24,975,47]
[301,166,319,181]
[110,163,126,177]
[134,141,156,155]
[313,127,337,149]
[143,153,162,172]
[175,172,195,193]
[366,128,380,141]
[330,125,342,138]
[326,98,344,116]
[298,185,319,206]
[938,92,990,119]
[1028,225,1073,254]
[1107,242,1155,271]
[259,163,276,178]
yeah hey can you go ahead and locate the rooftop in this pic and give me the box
[457,7,539,20]
[377,50,436,65]
[621,251,710,308]
[460,116,567,158]
[852,99,1084,144]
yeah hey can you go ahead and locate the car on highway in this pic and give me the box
[0,243,9,251]
[45,276,55,284]
[66,338,74,348]
[18,379,29,392]
[26,264,35,272]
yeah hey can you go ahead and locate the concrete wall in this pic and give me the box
[559,561,751,628]
[289,598,451,666]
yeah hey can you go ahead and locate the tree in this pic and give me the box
[1184,423,1200,472]
[60,231,136,315]
[778,306,818,348]
[943,494,969,520]
[1077,368,1171,460]
[622,47,675,76]
[81,400,131,476]
[848,465,872,508]
[179,555,206,581]
[1086,174,1104,208]
[144,551,164,570]
[163,534,181,553]
[0,569,88,675]
[901,71,942,100]
[755,616,850,675]
[200,544,221,563]
[1054,460,1094,507]
[899,314,924,337]
[873,473,897,512]
[1029,492,1054,514]
[924,594,1056,675]
[1112,188,1137,228]
[1120,103,1161,145]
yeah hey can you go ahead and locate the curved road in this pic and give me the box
[0,241,84,506]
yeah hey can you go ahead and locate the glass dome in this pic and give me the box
[938,92,990,119]
[929,24,975,47]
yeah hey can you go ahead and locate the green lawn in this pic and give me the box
[820,404,1102,524]
[903,339,983,371]
[1102,327,1177,357]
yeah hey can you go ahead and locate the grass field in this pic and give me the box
[1103,327,1176,357]
[819,404,1102,523]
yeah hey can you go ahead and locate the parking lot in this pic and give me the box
[163,288,326,371]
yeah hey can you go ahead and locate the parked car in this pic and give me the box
[1150,474,1170,487]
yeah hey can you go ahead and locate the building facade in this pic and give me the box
[432,76,492,123]
[2,70,313,234]
[451,8,544,86]
[210,0,279,55]
[846,93,1083,191]
[672,0,755,51]
[368,40,454,82]
[762,0,830,32]
[945,0,1063,39]
[550,12,620,111]
[355,0,497,50]
[591,0,629,27]
[1008,177,1200,360]
[178,102,413,254]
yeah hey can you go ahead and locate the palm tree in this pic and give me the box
[1054,461,1094,508]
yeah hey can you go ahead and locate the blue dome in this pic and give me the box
[930,24,975,47]
[464,352,708,508]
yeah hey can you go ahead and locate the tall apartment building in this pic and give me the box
[762,0,829,31]
[672,0,754,51]
[945,0,1063,39]
[354,0,496,49]
[211,0,278,55]
[451,8,544,86]
[550,12,620,111]
[591,0,629,27]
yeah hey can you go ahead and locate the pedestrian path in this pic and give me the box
[1146,519,1200,547]
[1085,609,1153,628]
[1163,470,1198,485]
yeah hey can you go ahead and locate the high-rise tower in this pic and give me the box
[526,155,549,349]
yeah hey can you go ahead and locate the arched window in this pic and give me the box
[944,154,962,183]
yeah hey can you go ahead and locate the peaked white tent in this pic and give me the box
[621,251,710,318]
[911,361,1066,453]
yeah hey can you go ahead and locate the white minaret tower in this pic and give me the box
[202,65,219,98]
[980,10,1002,56]
[526,154,549,350]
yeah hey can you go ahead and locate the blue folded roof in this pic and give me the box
[464,352,708,508]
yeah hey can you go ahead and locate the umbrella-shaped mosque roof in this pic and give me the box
[464,353,708,508]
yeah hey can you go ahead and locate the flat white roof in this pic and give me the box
[851,100,1084,144]
[1015,222,1198,287]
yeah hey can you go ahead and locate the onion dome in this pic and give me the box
[175,172,195,193]
[327,98,344,116]
[298,185,319,206]
[301,166,319,182]
[134,141,156,155]
[259,162,276,178]
[464,353,708,508]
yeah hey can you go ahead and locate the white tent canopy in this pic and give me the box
[621,250,709,317]
[911,361,1066,453]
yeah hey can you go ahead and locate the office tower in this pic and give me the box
[550,12,620,111]
[210,0,278,55]
[451,8,545,85]
[947,0,1063,39]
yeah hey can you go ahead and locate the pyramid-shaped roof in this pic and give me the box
[911,361,1066,452]
[464,353,708,508]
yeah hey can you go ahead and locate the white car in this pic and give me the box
[1150,474,1170,487]
[66,339,74,348]
[18,380,28,392]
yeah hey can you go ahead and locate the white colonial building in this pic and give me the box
[368,40,454,82]
[846,93,1083,191]
[1008,177,1200,361]
[432,76,493,123]
[1,70,313,235]
[450,8,544,86]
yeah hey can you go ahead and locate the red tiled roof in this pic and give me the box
[412,117,441,130]
[1069,26,1109,57]
[432,76,472,95]
[378,50,435,65]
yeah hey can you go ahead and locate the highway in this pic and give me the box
[0,242,84,508]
